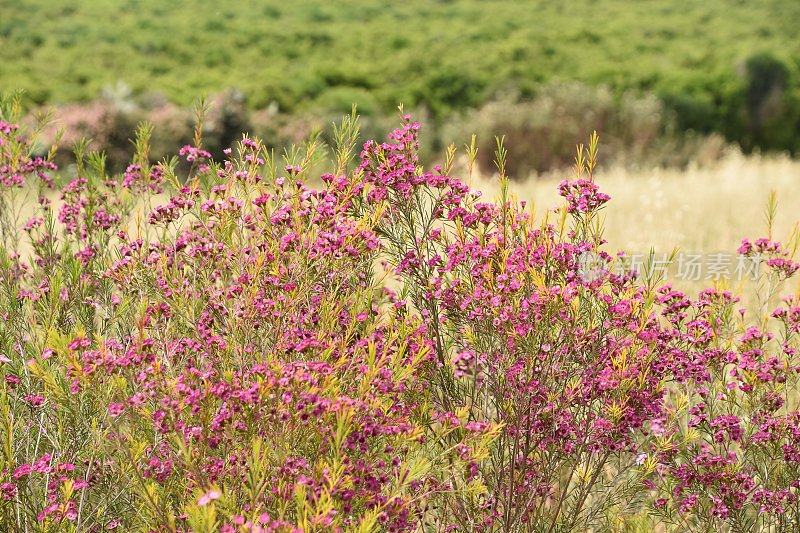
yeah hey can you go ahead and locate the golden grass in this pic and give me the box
[473,150,800,253]
[470,150,800,298]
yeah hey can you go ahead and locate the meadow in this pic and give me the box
[2,1,800,530]
[3,93,800,531]
[478,151,800,253]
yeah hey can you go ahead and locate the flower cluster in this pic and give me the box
[1,104,799,532]
[0,110,495,532]
[644,279,800,529]
[738,237,800,278]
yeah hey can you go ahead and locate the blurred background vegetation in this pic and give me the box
[1,0,799,175]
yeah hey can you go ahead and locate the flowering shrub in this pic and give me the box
[354,123,666,530]
[1,93,799,532]
[644,247,800,531]
[0,100,495,531]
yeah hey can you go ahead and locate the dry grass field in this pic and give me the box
[475,151,800,252]
[471,150,800,298]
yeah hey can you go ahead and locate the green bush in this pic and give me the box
[440,83,667,176]
[740,52,800,152]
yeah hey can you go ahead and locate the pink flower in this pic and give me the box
[198,489,222,506]
[24,395,45,407]
[13,464,32,479]
[0,482,17,500]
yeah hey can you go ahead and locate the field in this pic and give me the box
[482,152,800,253]
[3,1,800,531]
[2,102,800,530]
[2,0,800,154]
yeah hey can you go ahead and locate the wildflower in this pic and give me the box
[13,464,32,479]
[558,178,610,213]
[0,482,17,500]
[179,145,212,162]
[24,395,45,407]
[197,489,222,506]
